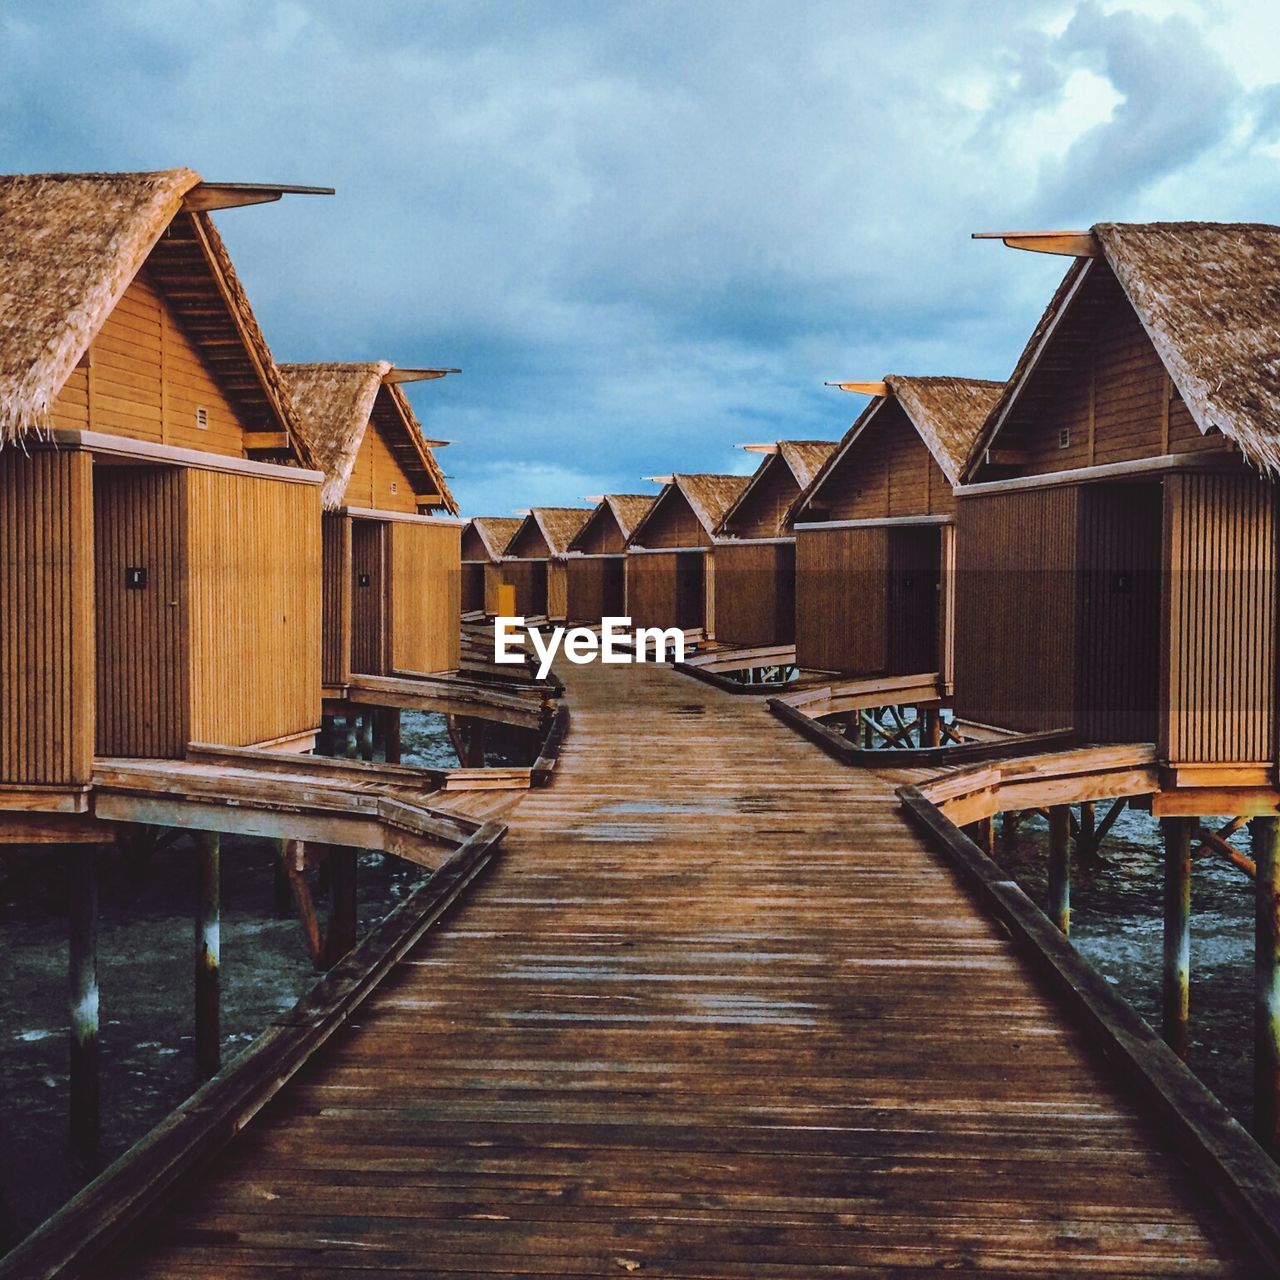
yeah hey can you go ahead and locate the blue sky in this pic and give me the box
[3,0,1278,514]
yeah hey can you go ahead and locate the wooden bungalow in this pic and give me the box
[788,377,1001,681]
[499,507,594,621]
[712,441,836,647]
[953,222,1280,802]
[0,168,327,824]
[460,517,523,616]
[281,362,460,691]
[625,474,750,637]
[562,494,655,624]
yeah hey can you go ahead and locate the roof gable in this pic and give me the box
[719,441,837,536]
[628,474,750,547]
[464,516,522,560]
[507,507,593,558]
[569,494,655,553]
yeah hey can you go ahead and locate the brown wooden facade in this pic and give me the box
[283,363,460,688]
[954,227,1280,785]
[501,508,592,622]
[460,517,521,616]
[712,442,835,647]
[563,495,654,624]
[790,378,1000,678]
[0,171,326,811]
[624,474,749,636]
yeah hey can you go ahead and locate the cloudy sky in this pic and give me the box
[3,0,1278,513]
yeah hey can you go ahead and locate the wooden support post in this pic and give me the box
[1251,816,1280,1153]
[965,815,994,855]
[68,845,101,1157]
[271,839,291,918]
[1162,817,1193,1059]
[324,846,358,968]
[919,707,940,748]
[384,709,402,765]
[194,831,220,1077]
[317,714,334,756]
[358,713,374,761]
[1078,800,1096,859]
[1047,804,1071,934]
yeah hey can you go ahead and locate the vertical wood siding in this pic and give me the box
[1163,472,1278,764]
[93,466,188,757]
[486,561,547,618]
[625,552,705,631]
[351,519,389,675]
[389,521,460,674]
[0,450,94,785]
[186,471,320,746]
[953,488,1078,732]
[461,562,486,613]
[547,561,569,621]
[322,514,352,687]
[712,542,795,647]
[794,527,889,674]
[726,459,801,537]
[49,268,247,455]
[345,426,419,513]
[886,527,943,677]
[637,493,711,548]
[565,557,625,623]
[1075,483,1163,743]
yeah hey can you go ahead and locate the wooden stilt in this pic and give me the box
[1251,816,1280,1153]
[324,846,358,967]
[1162,817,1193,1059]
[68,845,101,1157]
[194,831,220,1077]
[1078,801,1096,859]
[358,713,374,761]
[384,709,402,765]
[1047,804,1071,934]
[271,839,291,918]
[965,815,994,855]
[919,707,941,748]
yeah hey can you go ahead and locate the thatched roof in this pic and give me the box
[467,516,523,560]
[0,169,312,461]
[795,377,1001,519]
[970,222,1280,478]
[281,361,456,513]
[718,440,839,535]
[604,494,657,540]
[508,506,594,557]
[629,473,751,546]
[777,440,839,489]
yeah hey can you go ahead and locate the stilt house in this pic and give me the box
[562,494,655,624]
[460,517,522,616]
[712,441,836,647]
[789,377,1001,679]
[0,169,326,823]
[625,474,750,636]
[500,507,594,621]
[282,362,460,689]
[954,223,1280,801]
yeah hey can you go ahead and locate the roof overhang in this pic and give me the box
[182,182,335,212]
[971,230,1101,258]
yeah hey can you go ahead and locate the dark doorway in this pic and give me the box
[351,519,389,674]
[1076,482,1163,742]
[674,552,706,630]
[886,526,942,676]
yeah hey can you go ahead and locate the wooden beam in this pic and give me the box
[182,182,335,212]
[826,381,888,397]
[243,431,290,451]
[735,443,778,454]
[194,832,221,1078]
[971,230,1101,257]
[384,368,459,383]
[984,448,1031,467]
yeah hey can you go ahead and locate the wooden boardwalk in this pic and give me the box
[104,661,1253,1277]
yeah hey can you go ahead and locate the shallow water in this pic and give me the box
[991,806,1255,1124]
[0,709,534,1250]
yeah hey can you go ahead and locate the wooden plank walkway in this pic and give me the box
[103,661,1253,1277]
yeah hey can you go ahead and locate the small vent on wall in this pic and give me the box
[195,406,209,430]
[390,481,398,495]
[1058,427,1070,450]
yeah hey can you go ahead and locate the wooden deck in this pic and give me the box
[102,660,1255,1277]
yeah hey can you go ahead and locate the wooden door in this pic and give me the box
[351,519,389,675]
[94,464,187,757]
[887,527,941,676]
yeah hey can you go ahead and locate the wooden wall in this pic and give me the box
[49,268,248,456]
[565,556,625,623]
[0,450,95,786]
[1164,472,1278,764]
[886,527,942,677]
[575,509,625,555]
[727,459,799,538]
[626,552,705,632]
[713,541,795,647]
[636,491,711,549]
[322,514,352,687]
[94,466,187,757]
[547,561,568,622]
[345,424,419,513]
[811,404,955,522]
[953,488,1078,733]
[989,264,1224,479]
[794,527,888,673]
[186,470,321,747]
[351,519,389,675]
[389,520,460,674]
[461,561,486,614]
[486,560,547,618]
